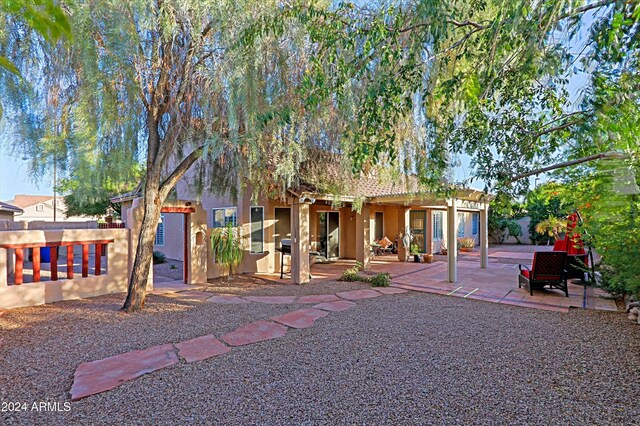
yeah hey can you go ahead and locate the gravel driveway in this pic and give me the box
[1,283,638,425]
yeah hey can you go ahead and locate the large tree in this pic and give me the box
[1,0,343,311]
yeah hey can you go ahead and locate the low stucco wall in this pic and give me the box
[0,229,131,309]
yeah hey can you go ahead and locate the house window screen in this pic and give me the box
[250,206,264,253]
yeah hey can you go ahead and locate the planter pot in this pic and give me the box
[413,255,421,263]
[460,247,474,252]
[440,250,447,255]
[423,254,434,263]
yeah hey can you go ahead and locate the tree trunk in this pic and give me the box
[122,178,163,312]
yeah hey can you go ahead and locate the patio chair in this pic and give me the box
[518,251,569,297]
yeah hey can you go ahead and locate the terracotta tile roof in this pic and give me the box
[0,201,23,213]
[7,195,53,209]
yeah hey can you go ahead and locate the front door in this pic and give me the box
[410,210,427,253]
[317,211,340,259]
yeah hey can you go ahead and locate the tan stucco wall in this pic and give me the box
[0,229,129,309]
[0,212,15,221]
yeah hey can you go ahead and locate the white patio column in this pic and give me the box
[480,203,489,269]
[397,206,411,262]
[355,204,371,269]
[446,198,458,283]
[291,201,310,284]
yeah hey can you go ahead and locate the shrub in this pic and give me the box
[410,244,421,255]
[340,262,363,282]
[152,251,166,264]
[457,237,476,249]
[211,223,244,279]
[369,273,391,287]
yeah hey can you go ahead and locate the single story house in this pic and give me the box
[112,173,491,284]
[0,201,23,221]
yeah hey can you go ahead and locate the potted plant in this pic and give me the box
[410,244,421,262]
[458,237,476,252]
[440,242,447,255]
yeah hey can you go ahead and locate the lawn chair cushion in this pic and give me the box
[520,269,530,279]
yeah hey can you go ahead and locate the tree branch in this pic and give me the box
[505,151,628,183]
[158,144,205,199]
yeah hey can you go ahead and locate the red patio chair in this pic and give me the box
[518,251,569,297]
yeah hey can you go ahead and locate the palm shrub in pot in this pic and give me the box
[410,244,421,262]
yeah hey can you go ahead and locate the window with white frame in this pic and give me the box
[472,213,479,235]
[212,207,237,228]
[155,214,165,246]
[36,204,44,212]
[250,206,264,253]
[457,213,465,237]
[433,211,443,240]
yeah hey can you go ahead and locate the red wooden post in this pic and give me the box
[94,243,102,276]
[32,247,41,283]
[51,246,58,281]
[67,245,74,279]
[82,244,89,277]
[15,248,24,285]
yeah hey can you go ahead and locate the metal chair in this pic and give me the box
[518,251,569,297]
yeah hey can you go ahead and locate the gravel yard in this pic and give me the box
[1,281,639,425]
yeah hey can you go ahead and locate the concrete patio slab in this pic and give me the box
[271,308,330,329]
[336,289,382,301]
[70,344,179,400]
[242,296,297,304]
[220,320,288,346]
[175,335,231,363]
[298,294,341,304]
[313,300,357,312]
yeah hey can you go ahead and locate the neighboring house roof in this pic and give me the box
[8,194,55,209]
[110,189,140,204]
[0,201,23,214]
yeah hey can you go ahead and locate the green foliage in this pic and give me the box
[369,273,391,288]
[410,244,421,255]
[340,262,364,282]
[458,237,476,249]
[525,183,573,244]
[0,0,70,119]
[152,251,166,265]
[535,216,568,242]
[211,224,244,279]
[488,193,525,244]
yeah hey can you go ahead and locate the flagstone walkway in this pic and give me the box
[69,285,406,401]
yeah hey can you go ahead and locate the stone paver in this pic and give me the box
[298,294,341,304]
[373,287,408,295]
[221,320,288,346]
[336,289,382,301]
[271,308,330,329]
[313,300,357,312]
[206,295,249,304]
[170,290,214,301]
[70,344,179,400]
[242,296,297,304]
[175,335,231,363]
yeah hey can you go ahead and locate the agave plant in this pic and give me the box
[210,223,244,280]
[535,216,568,245]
